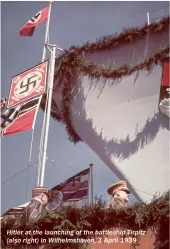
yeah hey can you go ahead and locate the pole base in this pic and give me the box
[32,186,48,198]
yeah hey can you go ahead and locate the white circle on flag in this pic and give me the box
[28,11,42,24]
[14,71,42,99]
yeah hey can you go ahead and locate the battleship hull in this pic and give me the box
[53,25,169,202]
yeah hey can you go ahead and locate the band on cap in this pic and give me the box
[107,181,130,196]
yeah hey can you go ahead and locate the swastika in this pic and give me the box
[1,107,20,129]
[19,75,38,94]
[14,72,42,99]
[28,12,41,24]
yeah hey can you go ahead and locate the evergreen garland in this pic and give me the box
[1,192,169,249]
[40,16,170,143]
[75,47,169,79]
[69,17,169,54]
[52,47,169,143]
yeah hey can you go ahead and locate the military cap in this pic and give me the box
[107,180,130,196]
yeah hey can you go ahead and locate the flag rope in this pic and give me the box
[28,128,35,162]
[37,91,49,185]
[1,161,38,185]
[25,166,30,202]
[149,4,169,13]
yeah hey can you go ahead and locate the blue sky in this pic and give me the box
[1,1,169,213]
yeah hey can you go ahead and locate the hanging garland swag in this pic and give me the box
[40,16,170,144]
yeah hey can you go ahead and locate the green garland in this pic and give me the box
[75,47,169,79]
[1,192,169,249]
[40,16,170,143]
[53,47,169,143]
[69,16,169,54]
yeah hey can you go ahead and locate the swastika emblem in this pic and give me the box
[7,61,48,108]
[28,11,41,24]
[14,72,42,99]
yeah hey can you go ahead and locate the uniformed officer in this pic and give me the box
[107,181,130,208]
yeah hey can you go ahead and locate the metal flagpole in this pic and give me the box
[147,12,150,25]
[38,43,56,186]
[42,1,53,62]
[36,1,53,185]
[36,1,64,186]
[88,163,94,204]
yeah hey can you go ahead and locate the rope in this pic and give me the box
[26,127,36,201]
[134,188,154,196]
[107,180,155,197]
[149,4,170,14]
[36,89,49,185]
[28,128,35,162]
[25,166,30,202]
[150,15,169,21]
[133,165,157,190]
[2,161,38,185]
[2,156,57,186]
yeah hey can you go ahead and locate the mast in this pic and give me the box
[88,163,94,204]
[42,1,53,62]
[37,43,56,186]
[36,1,53,186]
[36,1,63,187]
[147,12,150,25]
[36,1,56,187]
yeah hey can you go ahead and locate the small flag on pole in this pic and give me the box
[46,168,90,210]
[19,7,49,36]
[1,168,90,219]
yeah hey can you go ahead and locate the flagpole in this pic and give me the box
[37,1,53,185]
[38,43,56,186]
[88,163,94,204]
[147,12,150,25]
[42,1,53,62]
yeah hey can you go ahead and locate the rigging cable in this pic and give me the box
[36,89,50,186]
[150,15,169,21]
[148,4,170,13]
[134,188,155,196]
[26,126,36,201]
[2,161,38,185]
[25,163,30,202]
[133,164,157,191]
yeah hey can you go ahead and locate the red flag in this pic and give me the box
[7,61,48,108]
[1,168,90,216]
[19,7,49,36]
[46,168,90,210]
[1,96,41,136]
[161,58,169,87]
[159,58,170,103]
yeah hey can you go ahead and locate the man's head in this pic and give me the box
[32,186,49,205]
[107,181,130,204]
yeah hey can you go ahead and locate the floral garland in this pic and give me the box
[40,17,170,143]
[1,192,169,249]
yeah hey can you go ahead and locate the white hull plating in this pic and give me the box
[70,67,169,202]
[53,29,169,202]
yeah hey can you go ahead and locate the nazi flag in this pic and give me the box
[19,7,49,36]
[1,96,41,136]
